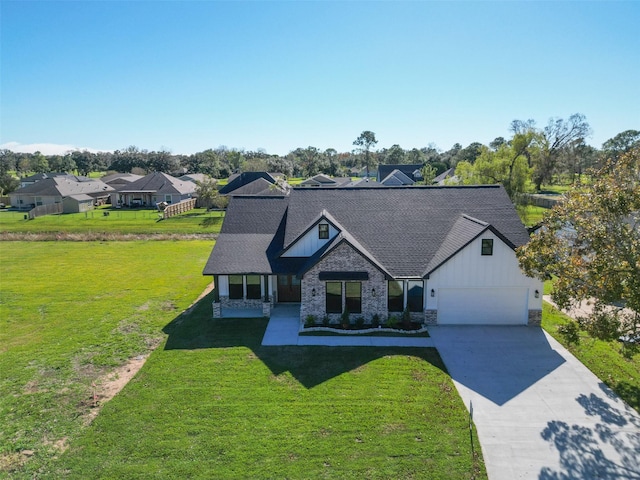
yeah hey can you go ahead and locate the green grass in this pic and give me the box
[541,302,640,413]
[0,241,214,476]
[517,204,548,227]
[1,241,485,479]
[0,207,224,234]
[56,306,484,479]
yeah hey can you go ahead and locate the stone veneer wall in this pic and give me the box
[300,242,388,324]
[424,309,438,325]
[528,309,542,326]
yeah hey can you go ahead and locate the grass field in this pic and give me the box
[0,207,224,235]
[55,303,484,479]
[0,241,485,479]
[0,241,214,476]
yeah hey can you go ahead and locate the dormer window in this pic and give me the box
[481,239,494,256]
[319,223,329,239]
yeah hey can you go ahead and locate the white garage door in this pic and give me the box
[438,287,528,325]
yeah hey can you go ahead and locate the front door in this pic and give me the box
[277,275,301,303]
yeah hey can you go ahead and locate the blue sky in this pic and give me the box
[1,1,639,156]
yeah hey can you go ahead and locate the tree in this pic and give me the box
[601,129,640,164]
[194,178,220,209]
[533,113,591,190]
[353,131,378,174]
[31,151,49,174]
[420,164,437,184]
[517,148,640,342]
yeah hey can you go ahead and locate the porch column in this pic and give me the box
[263,275,270,302]
[212,275,220,303]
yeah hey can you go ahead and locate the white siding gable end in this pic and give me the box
[281,221,340,257]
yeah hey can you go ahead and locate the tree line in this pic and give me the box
[1,115,638,198]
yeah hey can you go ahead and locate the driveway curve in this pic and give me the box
[429,326,640,480]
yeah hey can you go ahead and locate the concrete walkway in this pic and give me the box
[261,304,433,347]
[429,326,640,480]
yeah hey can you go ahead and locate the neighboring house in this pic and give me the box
[227,177,287,196]
[10,175,114,211]
[379,169,415,186]
[432,168,456,185]
[101,173,144,188]
[219,172,286,196]
[62,194,94,213]
[203,186,543,326]
[20,172,70,188]
[111,172,196,207]
[377,164,423,183]
[179,173,210,184]
[298,174,353,188]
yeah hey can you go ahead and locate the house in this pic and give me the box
[298,174,353,188]
[111,172,196,207]
[178,173,210,184]
[20,172,70,188]
[377,164,423,183]
[203,186,543,326]
[379,169,415,186]
[432,168,456,185]
[101,172,144,188]
[219,172,286,196]
[10,175,114,211]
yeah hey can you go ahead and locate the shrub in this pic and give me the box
[341,308,350,327]
[305,314,316,328]
[371,314,380,328]
[385,314,399,329]
[355,316,365,328]
[402,306,412,328]
[322,315,330,326]
[558,320,581,346]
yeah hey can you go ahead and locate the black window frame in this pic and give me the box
[318,223,329,239]
[407,280,424,312]
[229,275,244,300]
[326,281,342,314]
[388,280,404,312]
[245,275,261,299]
[481,238,494,256]
[345,282,362,314]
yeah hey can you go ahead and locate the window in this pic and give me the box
[407,280,424,312]
[229,275,244,299]
[345,282,362,314]
[318,223,329,239]
[326,282,342,313]
[246,275,261,299]
[165,194,172,203]
[481,239,494,256]
[388,280,404,312]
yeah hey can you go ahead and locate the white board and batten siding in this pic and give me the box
[427,231,543,325]
[281,223,339,257]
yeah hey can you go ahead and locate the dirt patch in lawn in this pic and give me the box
[83,282,215,424]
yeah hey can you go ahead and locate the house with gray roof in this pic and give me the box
[10,175,114,211]
[377,164,423,183]
[111,171,196,207]
[203,186,543,326]
[220,172,286,196]
[298,174,353,188]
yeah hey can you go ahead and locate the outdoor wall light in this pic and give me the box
[431,289,435,297]
[534,290,540,298]
[371,288,376,297]
[312,288,316,297]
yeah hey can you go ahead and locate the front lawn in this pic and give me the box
[56,302,485,479]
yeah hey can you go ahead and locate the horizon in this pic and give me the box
[2,1,638,157]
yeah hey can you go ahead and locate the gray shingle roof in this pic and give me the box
[203,185,530,278]
[116,172,195,195]
[377,164,423,182]
[12,177,114,197]
[219,172,277,194]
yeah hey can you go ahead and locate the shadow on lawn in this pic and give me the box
[163,293,446,389]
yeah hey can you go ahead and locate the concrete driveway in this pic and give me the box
[429,326,640,480]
